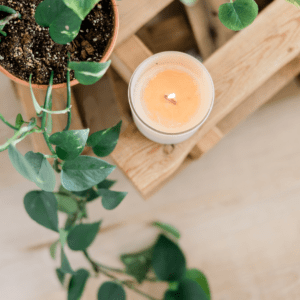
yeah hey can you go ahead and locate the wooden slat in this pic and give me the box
[185,0,216,59]
[137,14,197,54]
[189,127,223,159]
[111,35,153,83]
[116,0,174,47]
[110,0,300,198]
[204,0,236,48]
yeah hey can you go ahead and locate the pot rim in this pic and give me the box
[0,0,119,90]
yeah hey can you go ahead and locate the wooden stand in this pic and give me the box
[14,0,300,199]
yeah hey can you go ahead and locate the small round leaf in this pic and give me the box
[177,278,208,300]
[87,121,122,157]
[152,234,186,281]
[49,129,89,161]
[98,281,126,300]
[61,156,116,192]
[24,190,59,232]
[68,269,89,300]
[99,189,127,210]
[152,222,181,239]
[68,61,111,85]
[218,0,258,31]
[185,269,210,299]
[67,221,101,251]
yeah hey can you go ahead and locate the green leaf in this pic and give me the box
[68,269,89,300]
[49,8,81,44]
[285,0,300,8]
[218,0,258,31]
[50,240,59,259]
[152,222,181,239]
[0,5,18,15]
[24,190,59,232]
[56,268,66,285]
[100,189,127,210]
[87,121,122,157]
[62,0,99,20]
[15,113,24,129]
[185,269,210,300]
[8,146,55,191]
[97,179,117,190]
[72,179,117,202]
[179,0,198,6]
[72,187,99,202]
[59,228,69,248]
[8,144,38,182]
[177,278,208,300]
[55,193,78,214]
[49,129,89,161]
[152,235,186,281]
[164,290,179,300]
[61,248,74,274]
[98,281,126,300]
[61,156,116,192]
[67,221,101,251]
[68,61,111,85]
[35,0,81,44]
[120,247,153,283]
[24,151,56,192]
[35,0,67,27]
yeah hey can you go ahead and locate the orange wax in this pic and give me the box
[142,69,201,129]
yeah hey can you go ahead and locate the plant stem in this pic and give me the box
[99,268,160,300]
[43,131,56,155]
[52,158,61,172]
[64,69,72,131]
[0,113,19,130]
[82,250,160,300]
[0,12,20,27]
[41,71,56,155]
[41,71,54,131]
[83,250,100,273]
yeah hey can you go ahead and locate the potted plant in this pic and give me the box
[0,1,211,299]
[0,0,119,89]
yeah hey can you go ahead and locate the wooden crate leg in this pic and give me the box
[185,0,216,60]
[189,126,224,159]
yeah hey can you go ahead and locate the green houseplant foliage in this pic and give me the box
[0,1,213,299]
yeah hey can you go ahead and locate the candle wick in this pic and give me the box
[164,94,177,105]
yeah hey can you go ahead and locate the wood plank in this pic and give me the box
[189,127,223,159]
[137,14,197,54]
[110,0,300,198]
[116,0,174,47]
[111,35,153,83]
[204,0,235,48]
[185,0,216,59]
[217,54,300,134]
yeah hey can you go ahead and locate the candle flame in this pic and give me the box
[167,93,176,99]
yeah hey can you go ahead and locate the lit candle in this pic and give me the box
[128,52,214,144]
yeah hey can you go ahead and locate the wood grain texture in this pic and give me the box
[116,0,174,46]
[204,0,236,48]
[110,0,300,198]
[185,0,216,59]
[111,35,153,83]
[137,14,197,54]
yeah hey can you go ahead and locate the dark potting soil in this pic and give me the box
[0,0,114,84]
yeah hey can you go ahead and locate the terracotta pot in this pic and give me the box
[0,0,119,90]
